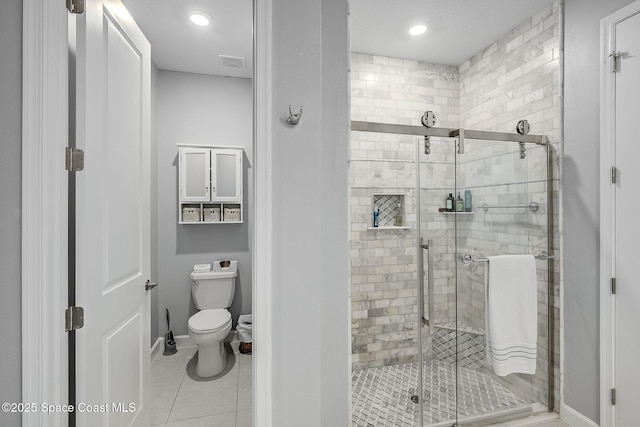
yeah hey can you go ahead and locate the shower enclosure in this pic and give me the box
[350,120,554,427]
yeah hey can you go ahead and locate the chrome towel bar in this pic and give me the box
[461,251,554,266]
[479,202,539,212]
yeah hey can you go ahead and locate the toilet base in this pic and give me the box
[196,340,226,377]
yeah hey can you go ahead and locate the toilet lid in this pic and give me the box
[189,309,231,333]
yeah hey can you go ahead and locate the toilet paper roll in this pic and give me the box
[193,264,211,272]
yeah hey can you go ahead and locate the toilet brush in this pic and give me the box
[163,308,177,355]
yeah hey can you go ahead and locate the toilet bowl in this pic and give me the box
[188,309,232,377]
[188,260,237,378]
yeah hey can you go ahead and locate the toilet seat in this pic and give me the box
[188,309,231,334]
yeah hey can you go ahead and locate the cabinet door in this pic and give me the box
[212,149,242,202]
[180,147,211,202]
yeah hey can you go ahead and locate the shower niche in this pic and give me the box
[178,144,243,224]
[369,194,408,230]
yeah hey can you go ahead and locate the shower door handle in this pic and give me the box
[419,239,435,335]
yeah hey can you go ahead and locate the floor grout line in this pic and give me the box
[153,343,251,427]
[167,351,194,424]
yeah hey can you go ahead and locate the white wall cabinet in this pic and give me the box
[178,145,243,224]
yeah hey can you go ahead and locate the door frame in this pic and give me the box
[21,0,273,426]
[22,1,69,426]
[600,2,640,426]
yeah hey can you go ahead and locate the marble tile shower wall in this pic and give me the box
[350,54,459,369]
[456,1,562,409]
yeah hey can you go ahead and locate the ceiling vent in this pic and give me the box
[219,55,246,69]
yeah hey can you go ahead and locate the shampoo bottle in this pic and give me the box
[395,203,403,226]
[464,190,472,212]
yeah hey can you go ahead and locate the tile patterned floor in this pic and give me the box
[151,346,567,427]
[151,342,252,427]
[352,360,529,427]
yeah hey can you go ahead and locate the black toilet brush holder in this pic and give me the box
[163,308,177,356]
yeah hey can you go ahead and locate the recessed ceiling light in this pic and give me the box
[189,12,211,27]
[409,24,427,36]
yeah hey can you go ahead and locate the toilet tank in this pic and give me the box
[190,260,237,310]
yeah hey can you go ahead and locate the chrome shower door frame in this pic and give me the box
[353,120,555,426]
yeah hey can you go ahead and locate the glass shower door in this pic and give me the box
[453,138,550,425]
[349,129,426,427]
[350,123,552,427]
[417,135,459,426]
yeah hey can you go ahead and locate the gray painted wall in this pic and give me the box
[563,0,634,422]
[271,0,350,425]
[155,70,253,338]
[0,0,22,425]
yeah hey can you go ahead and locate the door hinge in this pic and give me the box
[611,166,618,184]
[65,306,84,332]
[610,51,623,73]
[65,147,84,172]
[66,0,85,14]
[611,277,617,294]
[611,388,616,405]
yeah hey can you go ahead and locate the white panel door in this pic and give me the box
[74,1,151,425]
[614,10,640,426]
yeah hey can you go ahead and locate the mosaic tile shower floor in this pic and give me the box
[352,360,528,427]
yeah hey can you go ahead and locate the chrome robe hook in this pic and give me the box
[288,105,303,126]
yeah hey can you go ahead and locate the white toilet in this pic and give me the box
[188,260,237,377]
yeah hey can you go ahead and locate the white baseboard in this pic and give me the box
[174,332,239,346]
[152,331,239,359]
[561,404,599,427]
[150,337,163,363]
[150,335,195,363]
[175,334,196,348]
[149,335,200,362]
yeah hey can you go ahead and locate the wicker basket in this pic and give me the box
[203,207,221,222]
[224,208,241,221]
[182,207,201,222]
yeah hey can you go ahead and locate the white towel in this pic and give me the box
[485,255,537,376]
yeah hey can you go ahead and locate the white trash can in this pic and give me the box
[238,314,252,354]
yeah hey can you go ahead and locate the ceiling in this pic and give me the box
[122,0,556,79]
[123,0,253,79]
[350,0,557,66]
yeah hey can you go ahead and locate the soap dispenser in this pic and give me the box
[446,193,454,212]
